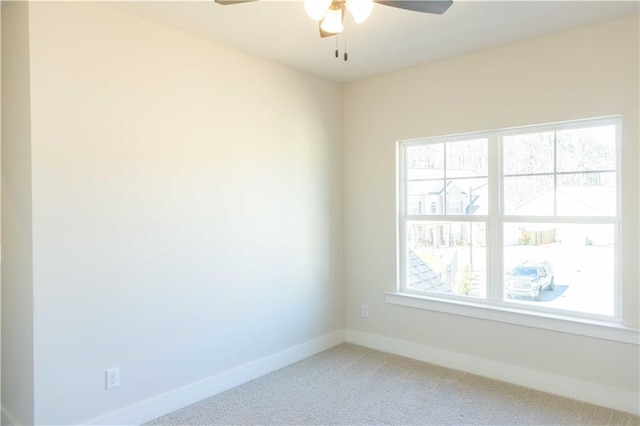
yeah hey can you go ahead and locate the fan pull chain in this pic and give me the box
[335,36,339,58]
[343,30,348,61]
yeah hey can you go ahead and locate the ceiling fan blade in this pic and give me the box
[374,0,452,14]
[215,0,258,5]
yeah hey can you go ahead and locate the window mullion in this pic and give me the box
[553,130,558,216]
[488,133,502,301]
[398,143,407,292]
[443,143,448,215]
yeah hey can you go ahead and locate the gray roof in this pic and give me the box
[407,250,451,293]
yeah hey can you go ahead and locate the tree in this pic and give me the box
[457,265,474,296]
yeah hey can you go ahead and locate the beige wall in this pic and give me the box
[343,14,639,397]
[1,3,34,425]
[5,2,343,424]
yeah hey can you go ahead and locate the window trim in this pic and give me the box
[396,116,623,325]
[385,291,639,345]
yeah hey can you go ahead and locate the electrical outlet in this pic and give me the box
[106,367,120,390]
[361,304,369,318]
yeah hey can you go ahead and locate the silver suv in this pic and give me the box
[506,261,554,301]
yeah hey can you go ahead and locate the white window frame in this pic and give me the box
[393,116,639,345]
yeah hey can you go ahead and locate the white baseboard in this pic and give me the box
[86,330,346,425]
[345,329,639,416]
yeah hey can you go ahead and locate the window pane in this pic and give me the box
[445,178,488,215]
[557,173,616,216]
[446,139,488,177]
[557,125,616,172]
[407,144,444,180]
[503,175,554,216]
[503,132,554,175]
[407,221,486,298]
[504,223,614,316]
[407,181,445,215]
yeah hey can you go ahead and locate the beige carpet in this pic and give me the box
[147,343,639,425]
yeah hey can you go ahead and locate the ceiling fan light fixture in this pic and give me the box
[320,4,344,34]
[304,0,333,20]
[346,0,373,24]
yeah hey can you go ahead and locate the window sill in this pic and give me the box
[386,292,639,345]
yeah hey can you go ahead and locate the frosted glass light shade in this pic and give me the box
[346,0,373,23]
[320,7,344,33]
[305,0,332,20]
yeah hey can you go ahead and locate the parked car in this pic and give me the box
[506,261,554,301]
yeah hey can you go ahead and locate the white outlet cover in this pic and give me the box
[106,367,120,390]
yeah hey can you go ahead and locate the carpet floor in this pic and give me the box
[147,343,639,425]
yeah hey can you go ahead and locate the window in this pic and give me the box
[398,117,620,322]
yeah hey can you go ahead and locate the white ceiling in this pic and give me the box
[109,1,639,83]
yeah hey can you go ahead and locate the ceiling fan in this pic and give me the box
[214,0,452,60]
[214,0,452,38]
